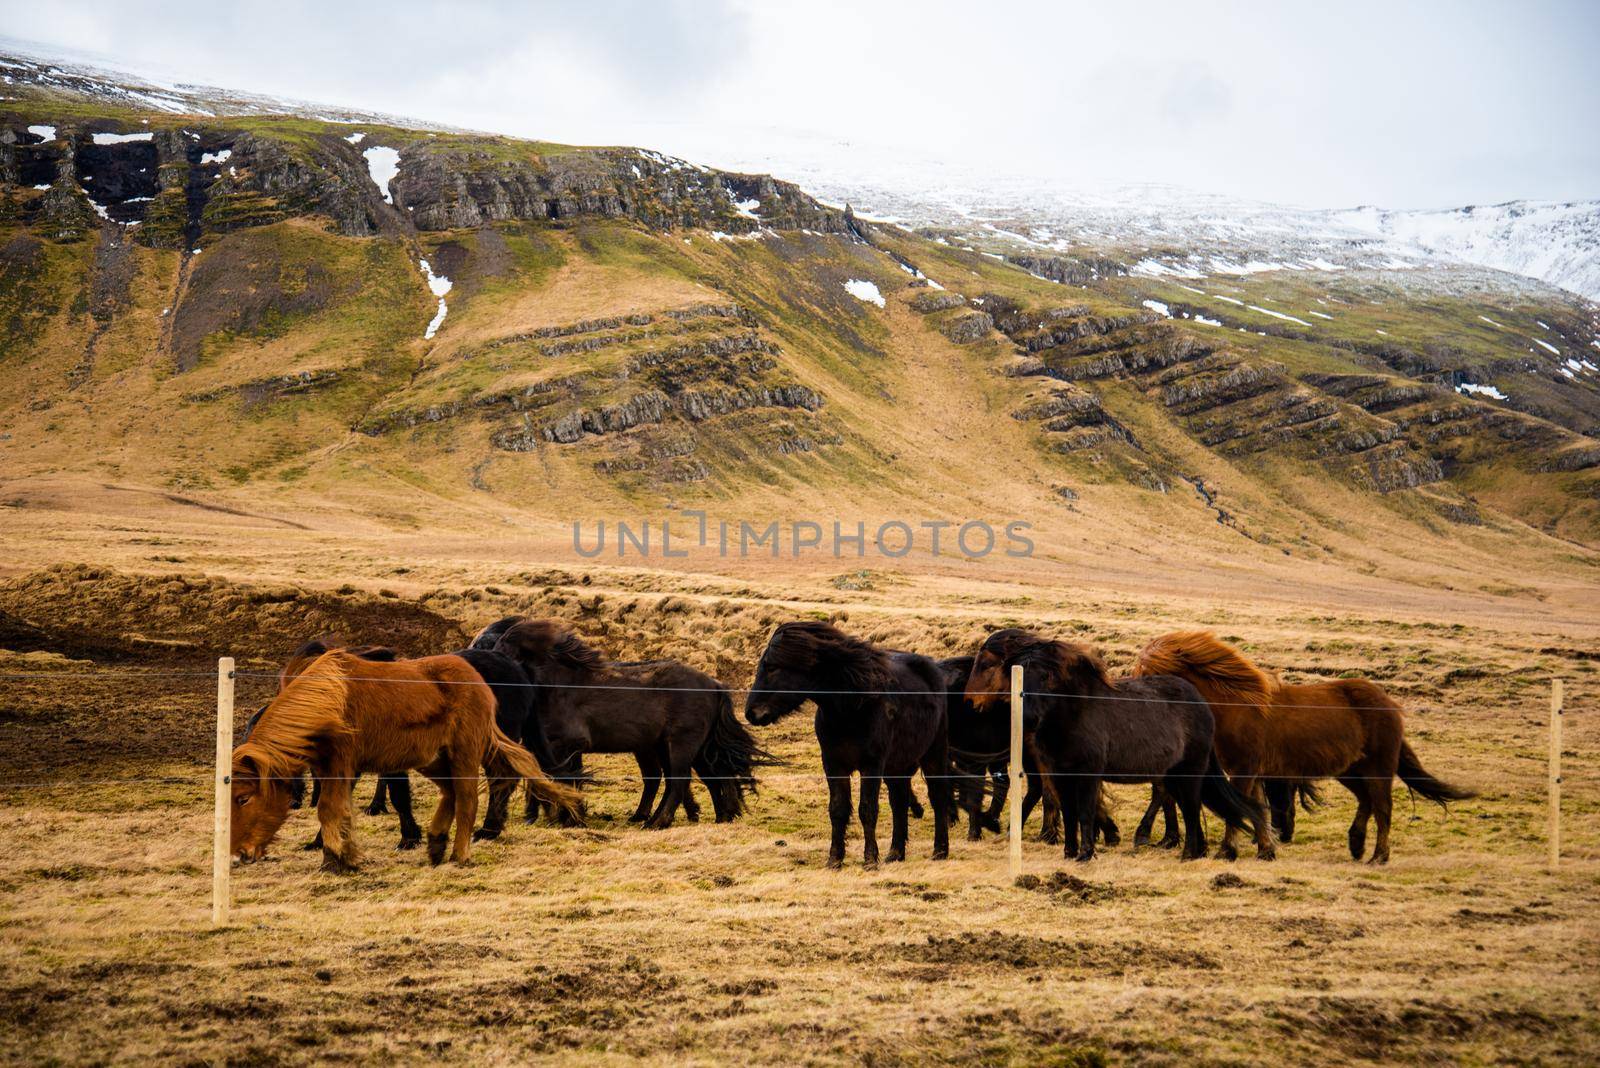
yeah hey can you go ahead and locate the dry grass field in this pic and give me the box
[0,491,1596,1066]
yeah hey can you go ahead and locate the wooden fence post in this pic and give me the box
[1548,677,1563,871]
[213,656,234,926]
[1009,664,1024,880]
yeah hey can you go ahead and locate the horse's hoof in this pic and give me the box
[396,838,421,851]
[1215,842,1239,862]
[471,828,500,842]
[826,855,844,870]
[1179,850,1203,862]
[366,803,388,817]
[1368,853,1389,866]
[981,818,1001,834]
[884,849,905,864]
[320,853,357,875]
[1256,846,1277,861]
[1040,831,1060,846]
[1102,832,1121,847]
[426,833,449,866]
[1074,852,1095,864]
[627,813,647,823]
[931,848,949,861]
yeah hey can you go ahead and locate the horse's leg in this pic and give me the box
[982,765,1007,834]
[1042,786,1063,846]
[630,751,661,823]
[316,770,358,873]
[858,768,882,868]
[1368,774,1392,865]
[926,761,952,862]
[1074,779,1099,862]
[1134,786,1163,848]
[959,765,984,842]
[884,778,911,863]
[367,775,389,816]
[1215,774,1244,862]
[1096,792,1121,847]
[824,766,852,870]
[644,738,695,830]
[1340,775,1372,861]
[1265,779,1296,843]
[388,774,422,849]
[1246,778,1277,860]
[420,754,456,866]
[906,786,924,821]
[475,762,515,843]
[1158,792,1181,849]
[449,753,479,864]
[1174,775,1206,861]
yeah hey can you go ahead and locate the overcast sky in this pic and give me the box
[3,0,1597,209]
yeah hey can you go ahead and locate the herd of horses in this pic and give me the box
[231,617,1474,873]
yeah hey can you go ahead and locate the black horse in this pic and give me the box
[494,618,776,828]
[746,621,951,868]
[965,629,1268,862]
[269,639,561,848]
[938,654,1121,846]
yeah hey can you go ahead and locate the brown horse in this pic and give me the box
[231,649,582,871]
[1131,632,1474,863]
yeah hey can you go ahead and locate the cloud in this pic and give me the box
[1161,64,1233,130]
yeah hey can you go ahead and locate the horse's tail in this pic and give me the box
[486,723,585,824]
[697,686,783,821]
[1295,780,1323,810]
[1397,741,1475,807]
[1200,753,1269,840]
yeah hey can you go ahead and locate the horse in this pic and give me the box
[493,619,777,828]
[231,650,582,871]
[936,654,1121,846]
[273,640,562,847]
[1131,632,1475,863]
[965,629,1268,862]
[476,616,708,825]
[745,621,951,868]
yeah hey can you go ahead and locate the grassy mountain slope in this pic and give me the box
[3,67,1600,603]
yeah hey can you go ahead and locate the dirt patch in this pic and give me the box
[1014,871,1122,904]
[1267,995,1564,1060]
[891,931,1218,974]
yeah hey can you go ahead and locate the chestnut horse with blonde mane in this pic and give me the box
[1131,632,1474,863]
[232,649,582,871]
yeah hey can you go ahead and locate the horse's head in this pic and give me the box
[964,628,1041,712]
[745,620,882,725]
[229,746,295,861]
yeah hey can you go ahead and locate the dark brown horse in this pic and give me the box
[936,654,1119,846]
[1132,632,1474,863]
[231,650,581,871]
[746,621,951,868]
[494,619,776,828]
[966,629,1268,862]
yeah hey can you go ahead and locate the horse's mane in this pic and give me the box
[1131,631,1273,711]
[470,615,526,651]
[1029,639,1113,691]
[241,651,355,780]
[766,621,890,691]
[279,640,398,687]
[497,619,606,672]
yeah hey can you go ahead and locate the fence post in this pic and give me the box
[1008,664,1024,880]
[213,656,234,926]
[1548,677,1563,871]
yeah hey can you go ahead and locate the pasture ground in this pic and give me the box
[0,494,1596,1065]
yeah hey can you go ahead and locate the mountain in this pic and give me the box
[1332,201,1600,302]
[2,44,1599,583]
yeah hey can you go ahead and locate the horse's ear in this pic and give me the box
[233,753,263,788]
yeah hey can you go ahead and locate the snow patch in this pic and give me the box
[418,258,452,340]
[1192,315,1222,326]
[1211,294,1244,306]
[345,132,366,144]
[1477,315,1504,328]
[1248,305,1313,327]
[843,279,885,308]
[1533,338,1560,355]
[91,131,153,144]
[1456,382,1508,400]
[27,123,55,141]
[362,146,401,205]
[1141,299,1172,318]
[199,149,231,165]
[1307,310,1334,320]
